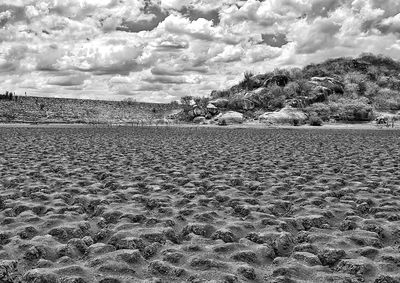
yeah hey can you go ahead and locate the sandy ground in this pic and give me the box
[1,126,400,282]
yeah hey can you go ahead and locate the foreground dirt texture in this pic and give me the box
[1,127,400,283]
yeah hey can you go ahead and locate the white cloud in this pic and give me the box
[211,45,243,62]
[245,45,282,63]
[0,10,12,21]
[1,0,400,102]
[160,0,192,10]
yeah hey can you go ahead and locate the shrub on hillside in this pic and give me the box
[329,98,373,121]
[263,85,286,110]
[304,103,331,121]
[211,89,231,99]
[288,67,304,81]
[239,71,255,90]
[343,72,368,97]
[364,82,380,100]
[373,88,400,110]
[283,79,311,99]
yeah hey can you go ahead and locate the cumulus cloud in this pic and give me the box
[160,0,192,10]
[1,0,400,102]
[211,45,243,62]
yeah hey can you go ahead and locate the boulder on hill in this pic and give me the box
[259,106,307,125]
[228,97,255,111]
[193,106,205,117]
[305,86,331,104]
[310,77,344,94]
[207,103,219,115]
[193,116,206,124]
[215,111,243,125]
[188,106,206,119]
[210,98,229,108]
[245,74,266,89]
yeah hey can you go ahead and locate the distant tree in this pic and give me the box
[169,100,179,107]
[288,67,303,81]
[239,71,255,90]
[180,95,193,107]
[284,79,311,98]
[123,97,137,105]
[193,96,209,109]
[179,95,194,121]
[273,68,290,78]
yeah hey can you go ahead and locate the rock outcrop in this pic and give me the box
[259,106,307,125]
[309,77,344,94]
[215,111,243,125]
[209,98,229,108]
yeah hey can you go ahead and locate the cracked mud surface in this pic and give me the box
[1,126,400,282]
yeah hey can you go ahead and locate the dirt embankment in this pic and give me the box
[0,96,179,124]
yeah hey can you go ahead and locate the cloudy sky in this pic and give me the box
[1,0,400,102]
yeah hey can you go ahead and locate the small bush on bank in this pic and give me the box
[218,119,227,126]
[304,103,331,121]
[309,116,323,126]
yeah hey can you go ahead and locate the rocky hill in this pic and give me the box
[2,54,400,126]
[0,96,180,124]
[181,53,400,125]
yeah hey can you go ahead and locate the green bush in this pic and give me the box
[239,71,255,90]
[309,116,323,126]
[373,88,400,110]
[328,98,373,121]
[218,119,227,126]
[305,103,331,121]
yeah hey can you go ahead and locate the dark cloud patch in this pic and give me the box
[371,0,400,17]
[117,82,164,94]
[151,65,208,76]
[376,17,400,34]
[117,2,168,33]
[308,0,345,19]
[143,75,187,84]
[151,67,182,76]
[361,19,383,34]
[0,62,17,73]
[0,5,25,27]
[155,38,189,52]
[137,84,164,91]
[77,61,144,76]
[47,74,87,86]
[261,33,288,47]
[180,6,220,25]
[182,66,209,73]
